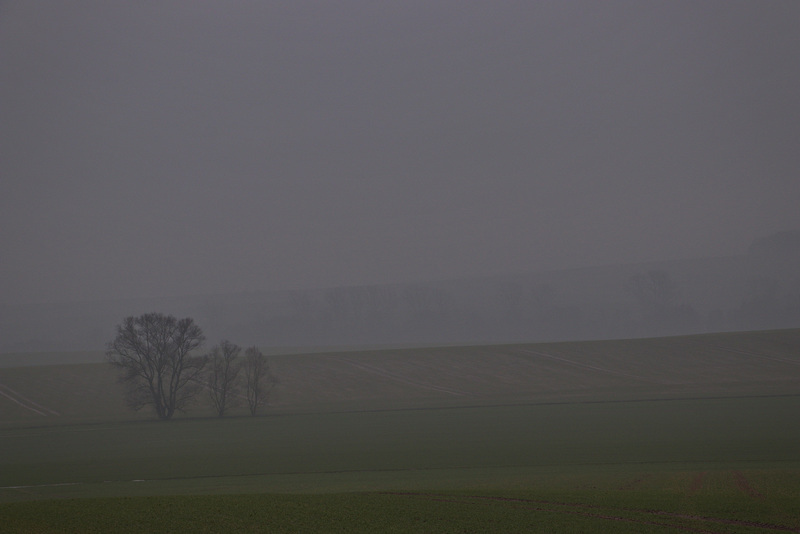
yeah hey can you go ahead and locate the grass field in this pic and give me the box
[1,329,799,531]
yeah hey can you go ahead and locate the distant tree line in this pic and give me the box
[106,312,276,420]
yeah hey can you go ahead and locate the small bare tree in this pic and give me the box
[243,346,276,416]
[206,340,242,417]
[106,313,206,420]
[629,270,676,313]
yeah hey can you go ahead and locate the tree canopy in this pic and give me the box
[106,312,206,420]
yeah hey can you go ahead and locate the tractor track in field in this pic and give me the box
[689,471,707,494]
[382,492,800,533]
[733,470,763,498]
[0,381,59,416]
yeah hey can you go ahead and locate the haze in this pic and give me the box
[2,1,799,306]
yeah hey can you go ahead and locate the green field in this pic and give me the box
[1,330,799,532]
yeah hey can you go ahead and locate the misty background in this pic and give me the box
[1,1,799,352]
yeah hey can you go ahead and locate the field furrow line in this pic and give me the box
[328,356,469,396]
[713,345,800,366]
[514,349,659,382]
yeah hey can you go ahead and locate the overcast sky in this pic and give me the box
[1,1,799,304]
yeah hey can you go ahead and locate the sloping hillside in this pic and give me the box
[267,328,800,410]
[1,329,799,426]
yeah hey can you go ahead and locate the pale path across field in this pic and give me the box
[0,381,59,416]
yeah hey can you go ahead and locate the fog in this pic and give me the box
[2,1,799,308]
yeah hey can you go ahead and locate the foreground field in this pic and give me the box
[2,396,800,494]
[1,329,799,531]
[1,395,799,531]
[4,479,800,534]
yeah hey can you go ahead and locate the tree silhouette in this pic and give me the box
[106,313,206,420]
[243,346,276,416]
[206,340,242,417]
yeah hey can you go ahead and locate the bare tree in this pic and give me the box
[629,270,676,313]
[243,346,276,416]
[106,313,206,420]
[628,270,698,335]
[206,340,241,417]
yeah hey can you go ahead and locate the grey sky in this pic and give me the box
[1,1,799,304]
